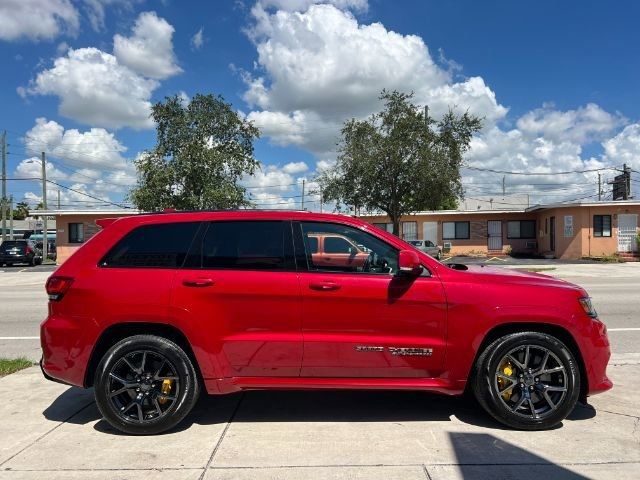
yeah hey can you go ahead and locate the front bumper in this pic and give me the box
[580,318,613,396]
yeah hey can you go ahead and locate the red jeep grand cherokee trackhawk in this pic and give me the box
[40,211,612,435]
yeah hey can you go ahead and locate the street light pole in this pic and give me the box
[41,152,48,263]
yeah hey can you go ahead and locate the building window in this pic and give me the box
[564,215,573,237]
[372,222,393,233]
[507,220,536,239]
[443,221,470,240]
[593,215,612,237]
[69,223,84,244]
[401,221,418,241]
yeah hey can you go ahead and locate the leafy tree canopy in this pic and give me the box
[320,90,482,235]
[129,93,260,211]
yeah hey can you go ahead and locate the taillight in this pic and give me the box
[25,246,33,255]
[46,276,74,301]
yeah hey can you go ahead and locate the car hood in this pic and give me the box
[453,264,583,291]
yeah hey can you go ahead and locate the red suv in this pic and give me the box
[41,211,611,434]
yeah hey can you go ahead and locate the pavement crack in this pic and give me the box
[0,400,95,468]
[198,393,244,480]
[422,464,433,479]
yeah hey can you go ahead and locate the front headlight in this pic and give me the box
[579,297,598,318]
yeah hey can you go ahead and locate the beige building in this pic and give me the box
[29,210,138,264]
[361,200,640,260]
[32,201,640,264]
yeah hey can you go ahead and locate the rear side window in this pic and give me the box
[187,221,293,271]
[101,222,200,268]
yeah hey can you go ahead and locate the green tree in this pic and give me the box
[12,201,30,220]
[320,90,482,235]
[129,93,260,211]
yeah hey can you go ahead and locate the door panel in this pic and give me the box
[300,273,447,378]
[172,269,302,377]
[297,221,447,378]
[170,221,303,378]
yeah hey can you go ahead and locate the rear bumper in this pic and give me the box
[0,254,30,263]
[40,313,95,388]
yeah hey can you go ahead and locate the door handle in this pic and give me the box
[309,281,341,291]
[182,278,214,287]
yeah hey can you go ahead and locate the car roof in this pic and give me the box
[101,210,368,228]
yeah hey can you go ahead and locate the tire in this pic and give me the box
[436,251,441,260]
[472,331,580,430]
[94,335,200,435]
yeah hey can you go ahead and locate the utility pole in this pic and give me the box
[1,130,6,243]
[502,175,505,198]
[424,105,429,127]
[41,152,48,263]
[9,196,13,240]
[57,190,60,209]
[319,189,323,213]
[301,179,305,210]
[598,173,602,201]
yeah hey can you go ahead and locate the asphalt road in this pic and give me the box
[0,263,639,361]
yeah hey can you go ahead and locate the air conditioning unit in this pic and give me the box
[525,241,537,249]
[443,241,452,252]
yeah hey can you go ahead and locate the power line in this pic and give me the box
[465,165,623,176]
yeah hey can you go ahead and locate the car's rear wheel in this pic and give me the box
[94,335,200,435]
[473,331,580,430]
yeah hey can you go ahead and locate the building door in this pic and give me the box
[487,220,502,250]
[550,217,556,251]
[423,222,437,245]
[617,214,638,253]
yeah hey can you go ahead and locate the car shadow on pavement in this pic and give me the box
[449,432,590,479]
[43,386,596,435]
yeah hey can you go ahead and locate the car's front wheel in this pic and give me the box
[94,335,200,435]
[473,331,580,430]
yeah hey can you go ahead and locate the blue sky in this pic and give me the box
[1,0,639,210]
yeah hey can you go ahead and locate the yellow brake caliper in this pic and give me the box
[497,360,514,401]
[158,379,173,404]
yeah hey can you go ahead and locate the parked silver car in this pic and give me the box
[408,239,441,259]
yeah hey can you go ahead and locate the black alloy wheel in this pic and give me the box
[473,331,580,430]
[95,335,199,435]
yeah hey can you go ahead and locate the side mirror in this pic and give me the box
[398,249,423,276]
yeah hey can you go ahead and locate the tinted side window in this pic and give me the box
[307,236,319,253]
[101,222,200,268]
[198,221,290,271]
[324,236,353,254]
[300,222,398,274]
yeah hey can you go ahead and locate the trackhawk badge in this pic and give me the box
[355,346,433,356]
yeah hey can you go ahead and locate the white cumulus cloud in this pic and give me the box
[22,47,158,129]
[114,11,182,79]
[243,4,507,154]
[0,0,79,42]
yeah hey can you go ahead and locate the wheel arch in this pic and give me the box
[468,322,588,402]
[84,322,203,388]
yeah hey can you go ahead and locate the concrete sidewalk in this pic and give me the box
[0,364,638,480]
